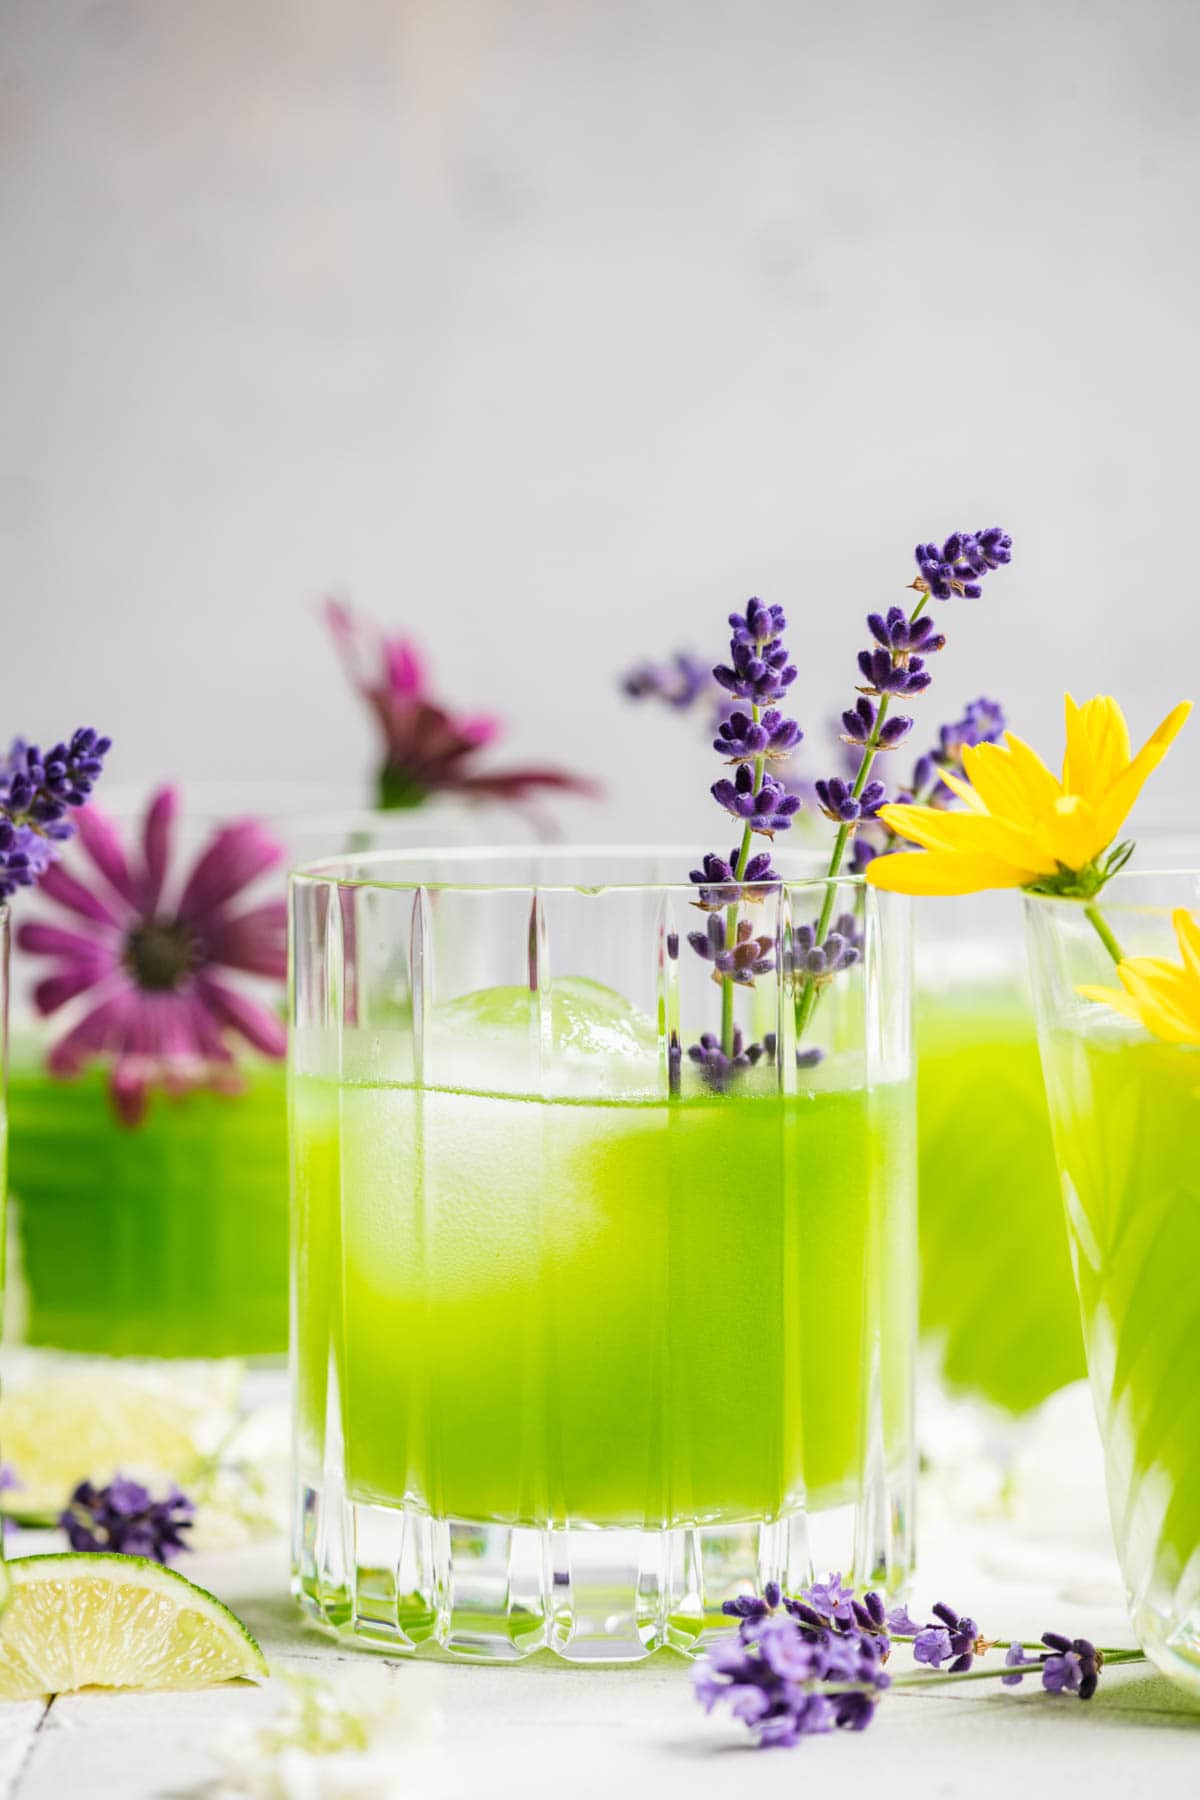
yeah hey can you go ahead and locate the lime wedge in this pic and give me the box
[0,1554,268,1699]
[0,1364,238,1515]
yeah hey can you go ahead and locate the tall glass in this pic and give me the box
[4,796,535,1363]
[1025,872,1200,1692]
[290,847,915,1662]
[916,892,1083,1414]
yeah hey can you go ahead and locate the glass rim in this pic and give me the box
[1022,866,1200,915]
[289,841,870,898]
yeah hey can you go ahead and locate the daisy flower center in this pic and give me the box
[123,918,201,992]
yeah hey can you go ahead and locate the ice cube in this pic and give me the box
[432,976,659,1098]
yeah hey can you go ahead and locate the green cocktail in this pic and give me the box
[6,1044,288,1358]
[1041,1019,1200,1682]
[293,1059,914,1531]
[1025,879,1200,1691]
[290,853,916,1662]
[916,971,1084,1412]
[1041,1020,1200,1684]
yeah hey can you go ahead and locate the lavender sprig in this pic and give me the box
[0,727,113,901]
[697,1576,1141,1749]
[621,651,714,713]
[60,1475,194,1564]
[798,532,1012,1037]
[686,600,805,1078]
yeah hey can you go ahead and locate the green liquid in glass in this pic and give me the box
[293,1074,914,1529]
[5,1052,289,1358]
[1047,1023,1200,1667]
[916,977,1085,1413]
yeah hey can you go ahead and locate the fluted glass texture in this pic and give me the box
[290,848,916,1661]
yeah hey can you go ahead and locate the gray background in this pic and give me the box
[3,0,1197,842]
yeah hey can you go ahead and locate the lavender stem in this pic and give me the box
[721,706,766,1056]
[794,593,933,1043]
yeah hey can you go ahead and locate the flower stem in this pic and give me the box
[794,694,893,1040]
[889,1648,1145,1691]
[793,593,932,1045]
[1083,901,1125,966]
[721,708,765,1056]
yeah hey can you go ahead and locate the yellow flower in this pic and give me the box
[1079,909,1200,1046]
[865,694,1191,897]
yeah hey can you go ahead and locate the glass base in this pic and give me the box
[1134,1597,1200,1695]
[293,1473,914,1664]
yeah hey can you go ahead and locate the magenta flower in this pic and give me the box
[326,599,598,810]
[17,787,287,1127]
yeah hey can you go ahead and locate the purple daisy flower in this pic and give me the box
[328,599,597,809]
[17,787,289,1127]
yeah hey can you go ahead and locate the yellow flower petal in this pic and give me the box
[875,802,1049,874]
[1094,701,1192,847]
[1173,909,1200,984]
[1028,794,1111,873]
[960,736,1058,823]
[992,733,1064,815]
[1116,960,1200,1044]
[1062,695,1132,803]
[865,849,1029,895]
[936,767,986,813]
[1077,982,1147,1025]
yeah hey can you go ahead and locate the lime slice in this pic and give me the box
[0,1554,268,1699]
[0,1364,239,1515]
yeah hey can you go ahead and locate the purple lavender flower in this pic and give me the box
[796,1573,859,1625]
[886,1605,925,1637]
[688,1029,777,1091]
[710,766,802,836]
[697,1579,890,1747]
[688,848,780,910]
[1042,1633,1101,1699]
[621,650,713,711]
[1041,1649,1083,1693]
[905,1600,986,1673]
[1001,1632,1102,1699]
[728,598,788,645]
[841,696,913,750]
[814,776,887,824]
[687,915,775,986]
[937,696,1007,763]
[867,607,946,658]
[856,648,933,698]
[913,1625,955,1666]
[714,707,803,763]
[1002,1641,1038,1685]
[713,600,798,706]
[723,1580,784,1620]
[787,913,863,985]
[914,529,1013,601]
[60,1476,194,1564]
[0,728,113,901]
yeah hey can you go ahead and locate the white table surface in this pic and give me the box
[2,1386,1198,1798]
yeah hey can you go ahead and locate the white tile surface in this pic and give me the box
[4,1485,1200,1799]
